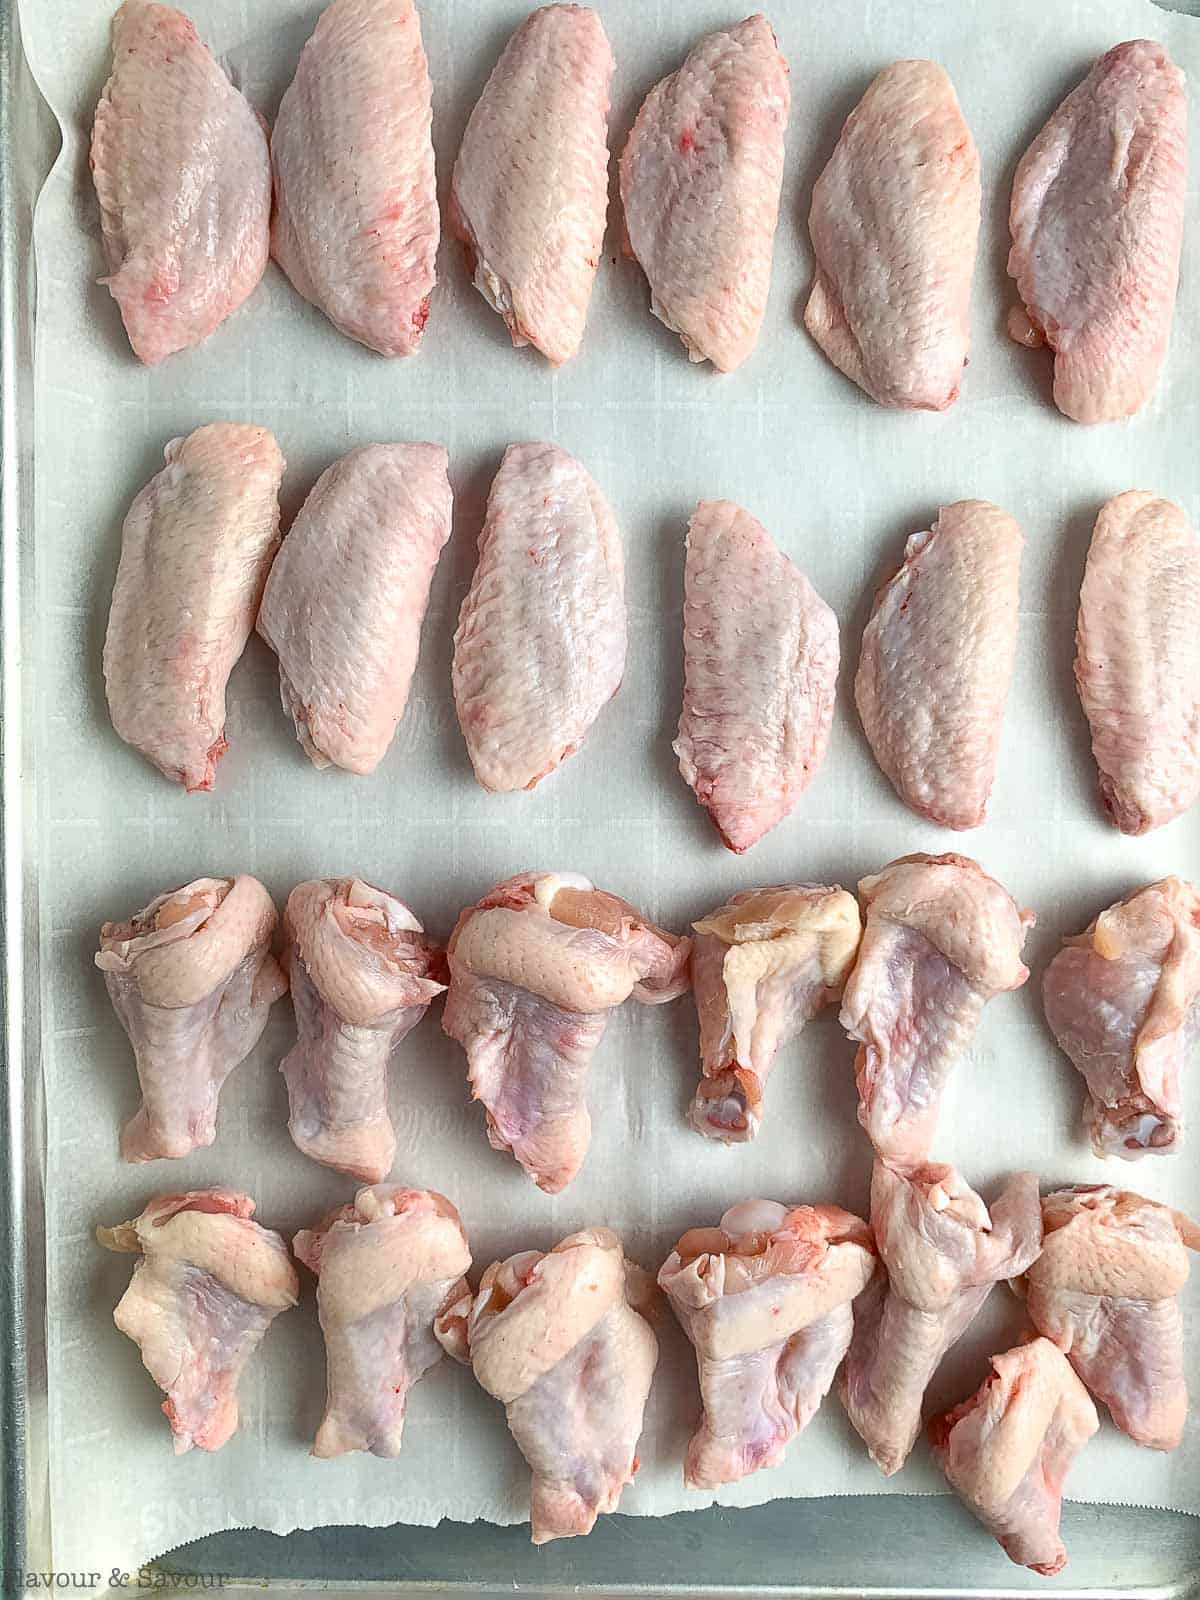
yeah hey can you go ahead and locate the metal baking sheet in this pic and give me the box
[5,0,1200,1591]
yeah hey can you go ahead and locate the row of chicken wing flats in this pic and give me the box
[96,861,1198,1571]
[94,1,1186,421]
[104,419,1200,842]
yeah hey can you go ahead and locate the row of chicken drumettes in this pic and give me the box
[95,857,1199,1567]
[98,3,1185,429]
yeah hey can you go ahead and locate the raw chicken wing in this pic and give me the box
[856,500,1023,829]
[443,871,689,1192]
[450,6,613,364]
[280,879,445,1181]
[689,885,861,1140]
[436,1226,657,1542]
[1007,40,1187,423]
[98,1189,298,1452]
[271,0,438,356]
[453,442,625,792]
[660,1199,875,1487]
[90,1,271,364]
[675,500,839,853]
[619,16,790,371]
[1075,492,1200,834]
[294,1186,470,1457]
[929,1338,1098,1576]
[841,854,1033,1165]
[805,61,980,410]
[841,1160,1043,1476]
[1023,1186,1200,1451]
[103,423,285,792]
[257,443,451,774]
[97,875,286,1162]
[1043,878,1200,1158]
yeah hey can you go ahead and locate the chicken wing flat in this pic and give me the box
[1008,41,1187,423]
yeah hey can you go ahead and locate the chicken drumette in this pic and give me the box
[660,1199,875,1488]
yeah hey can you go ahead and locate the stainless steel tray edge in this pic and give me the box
[162,1497,1200,1599]
[1,0,58,1581]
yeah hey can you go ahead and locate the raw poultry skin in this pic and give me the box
[929,1338,1098,1576]
[90,1,271,364]
[442,872,690,1192]
[453,442,625,792]
[1022,1186,1200,1450]
[675,500,839,853]
[804,61,981,410]
[98,1189,298,1453]
[270,0,438,356]
[103,423,285,792]
[436,1226,657,1542]
[280,879,446,1182]
[1043,878,1200,1159]
[294,1187,470,1458]
[688,885,861,1141]
[660,1199,875,1488]
[96,876,286,1162]
[1075,492,1200,835]
[842,1161,1043,1477]
[619,16,790,372]
[856,500,1023,830]
[840,854,1033,1165]
[1007,40,1187,423]
[450,5,613,364]
[257,443,452,775]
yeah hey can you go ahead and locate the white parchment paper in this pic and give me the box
[20,0,1200,1579]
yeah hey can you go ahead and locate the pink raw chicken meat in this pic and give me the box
[280,878,446,1182]
[688,885,861,1141]
[96,875,286,1162]
[659,1199,875,1488]
[103,423,285,792]
[675,500,839,853]
[856,500,1023,830]
[450,5,613,365]
[98,1189,298,1453]
[257,442,452,774]
[841,1160,1043,1476]
[1075,491,1200,834]
[1007,40,1187,423]
[90,1,271,364]
[1022,1186,1200,1451]
[436,1226,657,1543]
[929,1338,1098,1576]
[841,853,1033,1165]
[442,871,690,1192]
[805,60,981,410]
[453,442,625,792]
[619,15,790,371]
[294,1186,470,1458]
[1043,878,1200,1159]
[271,0,438,356]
